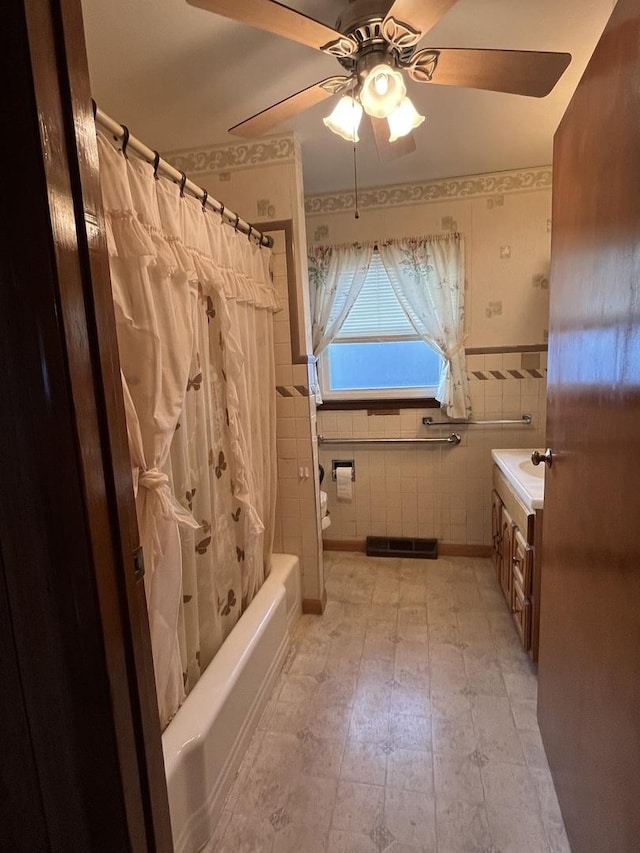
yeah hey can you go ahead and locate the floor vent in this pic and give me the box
[366,536,438,559]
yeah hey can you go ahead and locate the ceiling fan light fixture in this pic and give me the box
[387,96,425,142]
[360,63,406,119]
[323,95,363,142]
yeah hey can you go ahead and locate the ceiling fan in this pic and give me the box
[186,0,571,161]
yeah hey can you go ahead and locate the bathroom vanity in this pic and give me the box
[491,449,544,662]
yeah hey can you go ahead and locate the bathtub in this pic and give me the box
[162,554,301,853]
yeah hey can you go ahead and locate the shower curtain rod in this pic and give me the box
[93,102,274,249]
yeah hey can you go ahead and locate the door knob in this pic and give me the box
[531,448,553,468]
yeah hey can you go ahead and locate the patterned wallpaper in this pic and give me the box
[167,134,297,177]
[305,167,552,216]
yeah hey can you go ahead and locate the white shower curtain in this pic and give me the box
[97,131,278,727]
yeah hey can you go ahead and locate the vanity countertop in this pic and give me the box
[491,448,545,512]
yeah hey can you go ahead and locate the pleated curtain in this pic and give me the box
[307,243,374,402]
[378,233,471,419]
[97,130,278,728]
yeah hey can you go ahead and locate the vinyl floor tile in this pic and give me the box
[215,553,569,852]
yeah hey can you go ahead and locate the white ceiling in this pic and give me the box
[81,0,615,196]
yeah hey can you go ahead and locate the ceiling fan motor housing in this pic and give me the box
[336,0,390,35]
[332,0,417,72]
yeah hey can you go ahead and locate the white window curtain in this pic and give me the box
[308,243,374,402]
[97,130,278,728]
[379,234,472,419]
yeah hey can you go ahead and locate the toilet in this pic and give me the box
[319,464,330,530]
[320,489,330,530]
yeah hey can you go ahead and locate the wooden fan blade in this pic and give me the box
[186,0,344,52]
[229,79,340,138]
[429,48,572,97]
[383,0,459,39]
[370,116,416,162]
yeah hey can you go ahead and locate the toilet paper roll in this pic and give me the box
[336,466,353,501]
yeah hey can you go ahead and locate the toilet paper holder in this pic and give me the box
[331,459,355,481]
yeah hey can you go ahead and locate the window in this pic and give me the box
[319,252,443,402]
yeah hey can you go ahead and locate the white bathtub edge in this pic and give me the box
[162,554,301,853]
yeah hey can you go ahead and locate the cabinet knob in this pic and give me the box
[531,448,553,468]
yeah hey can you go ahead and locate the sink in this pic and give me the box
[519,459,544,479]
[492,449,545,511]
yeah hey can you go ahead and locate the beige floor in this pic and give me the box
[211,552,570,853]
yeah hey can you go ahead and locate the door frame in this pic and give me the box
[0,0,172,848]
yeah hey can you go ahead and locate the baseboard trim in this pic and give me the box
[302,587,327,615]
[322,539,491,558]
[439,544,492,558]
[322,539,366,552]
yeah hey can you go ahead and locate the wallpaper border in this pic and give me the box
[166,133,297,175]
[305,166,552,216]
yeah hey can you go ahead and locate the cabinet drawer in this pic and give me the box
[512,529,533,595]
[512,579,532,651]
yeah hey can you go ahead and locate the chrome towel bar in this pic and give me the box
[422,414,532,427]
[318,434,461,446]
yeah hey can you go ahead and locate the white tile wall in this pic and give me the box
[318,359,547,547]
[270,231,324,602]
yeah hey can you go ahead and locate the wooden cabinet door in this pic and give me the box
[490,490,502,578]
[511,530,532,651]
[538,2,640,850]
[512,529,532,597]
[499,508,514,602]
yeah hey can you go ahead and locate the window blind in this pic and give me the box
[332,252,417,339]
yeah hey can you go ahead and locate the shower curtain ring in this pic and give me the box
[179,172,187,198]
[234,214,240,232]
[219,203,225,221]
[201,189,208,213]
[121,125,130,159]
[152,151,161,180]
[247,225,253,242]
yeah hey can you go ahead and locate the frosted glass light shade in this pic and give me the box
[323,96,363,142]
[360,64,406,119]
[387,97,425,141]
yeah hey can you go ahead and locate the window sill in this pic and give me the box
[317,397,440,412]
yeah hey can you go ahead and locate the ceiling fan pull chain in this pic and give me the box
[353,137,360,221]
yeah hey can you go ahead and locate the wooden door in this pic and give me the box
[0,0,172,849]
[538,2,640,850]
